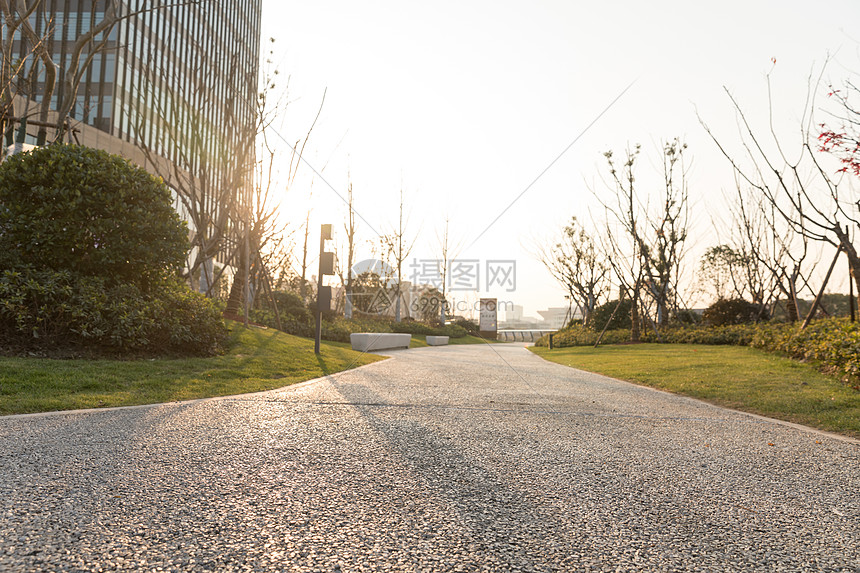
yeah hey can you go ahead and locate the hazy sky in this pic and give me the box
[260,0,860,318]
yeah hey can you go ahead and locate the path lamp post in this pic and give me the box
[315,224,335,354]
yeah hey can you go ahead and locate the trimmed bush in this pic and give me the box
[0,145,188,291]
[535,325,629,347]
[639,324,757,346]
[702,298,764,326]
[588,299,632,331]
[451,317,480,335]
[0,145,226,356]
[249,308,468,344]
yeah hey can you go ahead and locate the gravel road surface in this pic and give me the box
[0,343,858,572]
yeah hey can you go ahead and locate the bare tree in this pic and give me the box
[2,1,200,145]
[644,139,690,325]
[1,1,42,145]
[596,140,692,337]
[135,55,251,294]
[700,70,860,312]
[435,215,462,325]
[299,202,312,301]
[343,180,357,318]
[224,65,326,316]
[537,216,608,326]
[728,184,810,320]
[599,144,647,341]
[381,187,417,323]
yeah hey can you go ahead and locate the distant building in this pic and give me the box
[506,305,524,322]
[536,307,579,329]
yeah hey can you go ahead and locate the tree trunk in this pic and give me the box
[225,247,247,316]
[630,287,640,343]
[846,253,860,319]
[395,292,401,322]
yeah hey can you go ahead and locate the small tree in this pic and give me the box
[381,187,417,322]
[435,216,461,324]
[702,298,764,326]
[599,145,646,342]
[537,216,608,327]
[647,139,690,325]
[343,181,357,318]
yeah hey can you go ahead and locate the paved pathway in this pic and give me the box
[0,343,858,571]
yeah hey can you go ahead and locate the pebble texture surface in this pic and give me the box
[0,343,858,572]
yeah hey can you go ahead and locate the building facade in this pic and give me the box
[2,0,263,293]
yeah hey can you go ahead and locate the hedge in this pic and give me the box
[249,309,468,344]
[0,269,227,356]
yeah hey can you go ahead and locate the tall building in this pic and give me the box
[2,0,263,293]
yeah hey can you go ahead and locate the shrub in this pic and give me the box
[702,298,764,326]
[537,313,860,388]
[267,291,313,324]
[639,324,756,346]
[588,299,632,331]
[390,320,437,336]
[0,145,188,291]
[248,308,468,343]
[451,316,480,335]
[0,146,226,357]
[535,325,629,347]
[0,269,227,355]
[751,318,860,383]
[672,309,702,325]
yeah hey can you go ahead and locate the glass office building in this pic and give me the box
[3,0,263,291]
[5,1,261,157]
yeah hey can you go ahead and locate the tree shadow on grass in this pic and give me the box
[316,355,334,376]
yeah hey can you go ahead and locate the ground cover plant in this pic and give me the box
[531,343,860,438]
[0,323,383,415]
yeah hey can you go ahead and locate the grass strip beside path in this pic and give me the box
[0,325,384,416]
[531,343,860,438]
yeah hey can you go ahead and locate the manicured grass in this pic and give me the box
[0,324,385,416]
[531,343,860,438]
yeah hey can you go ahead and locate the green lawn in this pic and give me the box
[0,325,384,416]
[531,344,860,438]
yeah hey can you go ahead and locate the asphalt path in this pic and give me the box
[0,343,858,572]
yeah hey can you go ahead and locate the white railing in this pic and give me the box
[497,329,556,342]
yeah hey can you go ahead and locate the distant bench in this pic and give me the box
[425,336,449,346]
[350,333,411,352]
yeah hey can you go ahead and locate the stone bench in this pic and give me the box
[350,333,411,352]
[425,336,449,346]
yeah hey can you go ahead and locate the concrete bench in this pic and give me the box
[425,336,449,346]
[350,333,411,352]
